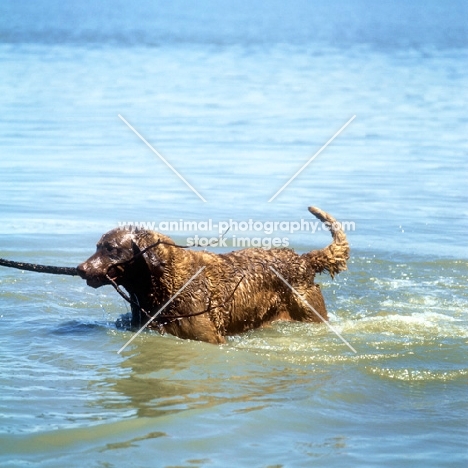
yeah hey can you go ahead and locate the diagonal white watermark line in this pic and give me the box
[118,114,207,203]
[117,266,206,354]
[268,115,356,202]
[269,266,357,353]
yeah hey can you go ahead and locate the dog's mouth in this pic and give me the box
[87,271,126,289]
[77,268,111,289]
[85,276,109,289]
[77,262,124,289]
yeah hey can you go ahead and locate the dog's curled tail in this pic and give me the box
[306,206,350,278]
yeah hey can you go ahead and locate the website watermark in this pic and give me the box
[117,218,356,248]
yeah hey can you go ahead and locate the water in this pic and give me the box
[0,1,467,466]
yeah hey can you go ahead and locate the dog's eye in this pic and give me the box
[105,245,115,254]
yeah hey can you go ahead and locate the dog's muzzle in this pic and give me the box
[77,263,111,289]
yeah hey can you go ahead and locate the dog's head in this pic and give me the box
[77,228,166,289]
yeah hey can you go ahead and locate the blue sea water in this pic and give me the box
[0,1,467,467]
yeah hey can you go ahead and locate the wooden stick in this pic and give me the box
[0,258,78,276]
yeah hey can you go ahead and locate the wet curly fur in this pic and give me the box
[77,206,349,344]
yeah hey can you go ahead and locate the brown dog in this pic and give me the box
[77,206,349,344]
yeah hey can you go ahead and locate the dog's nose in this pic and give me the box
[76,263,88,279]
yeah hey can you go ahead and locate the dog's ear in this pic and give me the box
[131,240,141,256]
[131,240,166,278]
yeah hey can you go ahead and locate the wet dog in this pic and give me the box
[77,206,349,344]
